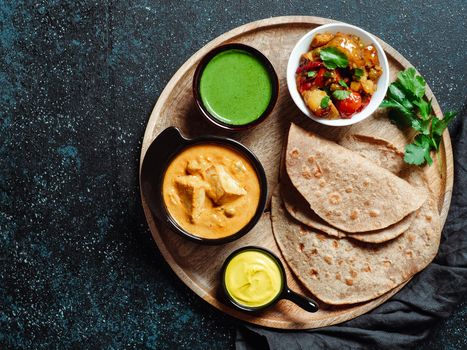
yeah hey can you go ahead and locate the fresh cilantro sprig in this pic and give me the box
[338,79,348,88]
[353,68,364,79]
[380,67,457,166]
[333,90,351,100]
[319,47,348,69]
[320,95,330,109]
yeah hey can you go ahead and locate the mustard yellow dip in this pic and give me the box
[224,250,283,308]
[162,144,260,239]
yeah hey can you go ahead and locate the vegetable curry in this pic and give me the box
[296,32,382,119]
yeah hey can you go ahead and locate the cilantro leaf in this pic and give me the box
[320,95,330,109]
[381,97,415,125]
[410,118,431,135]
[413,99,432,120]
[397,67,426,99]
[443,111,458,125]
[414,134,434,165]
[339,79,348,88]
[319,48,348,69]
[388,84,412,108]
[307,71,317,78]
[354,68,364,79]
[380,67,457,168]
[405,134,433,165]
[324,71,333,78]
[333,90,351,100]
[431,111,457,150]
[404,144,427,165]
[430,116,444,138]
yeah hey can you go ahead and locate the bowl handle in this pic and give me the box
[282,287,319,313]
[140,127,185,221]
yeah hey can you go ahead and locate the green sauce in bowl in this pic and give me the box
[199,49,273,126]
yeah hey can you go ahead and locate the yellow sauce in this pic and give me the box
[224,250,283,308]
[162,144,261,239]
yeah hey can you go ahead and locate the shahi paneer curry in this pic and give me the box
[162,143,261,239]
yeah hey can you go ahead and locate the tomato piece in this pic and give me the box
[335,91,362,116]
[299,81,312,93]
[314,67,326,88]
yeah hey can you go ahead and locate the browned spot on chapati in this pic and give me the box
[301,166,312,179]
[290,148,299,158]
[329,192,342,205]
[309,269,319,279]
[350,209,359,220]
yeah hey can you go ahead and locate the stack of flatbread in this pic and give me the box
[272,123,441,305]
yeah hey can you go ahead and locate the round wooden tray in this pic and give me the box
[139,16,453,329]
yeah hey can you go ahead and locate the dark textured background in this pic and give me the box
[1,1,465,349]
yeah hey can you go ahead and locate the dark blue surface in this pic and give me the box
[1,1,466,349]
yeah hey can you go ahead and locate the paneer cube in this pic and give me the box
[174,175,207,223]
[204,165,246,205]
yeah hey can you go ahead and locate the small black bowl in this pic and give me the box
[193,43,279,131]
[221,246,319,313]
[140,127,268,245]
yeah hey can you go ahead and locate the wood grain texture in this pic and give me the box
[139,16,453,329]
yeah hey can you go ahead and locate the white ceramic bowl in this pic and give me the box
[286,23,390,126]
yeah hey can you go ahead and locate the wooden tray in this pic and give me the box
[139,16,453,329]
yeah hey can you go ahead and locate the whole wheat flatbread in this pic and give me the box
[282,131,413,243]
[272,176,440,305]
[281,176,415,243]
[338,134,406,175]
[286,123,426,233]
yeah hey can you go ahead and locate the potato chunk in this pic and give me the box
[302,89,339,119]
[360,76,375,94]
[311,33,335,48]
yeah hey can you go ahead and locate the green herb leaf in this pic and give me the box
[380,67,457,168]
[404,143,428,165]
[324,71,333,78]
[410,118,431,135]
[443,111,458,125]
[431,111,457,149]
[381,97,415,125]
[320,95,330,109]
[339,79,348,88]
[354,68,364,79]
[413,99,432,120]
[414,134,434,165]
[397,67,426,99]
[307,71,317,78]
[319,47,348,69]
[333,90,351,100]
[388,84,410,106]
[404,135,433,165]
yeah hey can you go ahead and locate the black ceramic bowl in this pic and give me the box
[140,127,268,245]
[221,246,319,313]
[193,43,279,131]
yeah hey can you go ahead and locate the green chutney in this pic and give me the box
[199,49,273,125]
